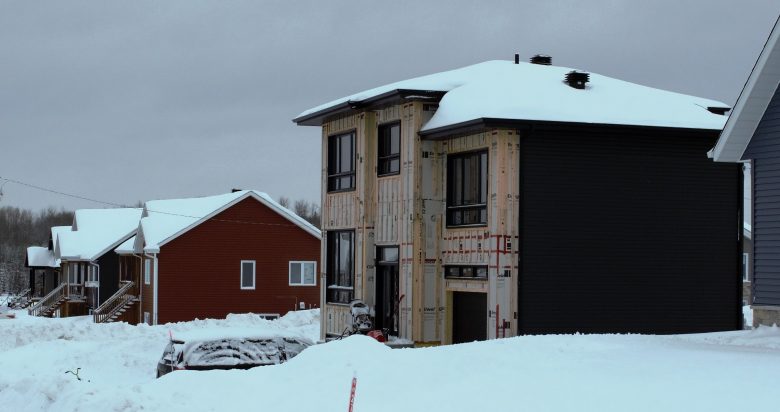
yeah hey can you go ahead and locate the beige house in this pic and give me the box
[295,57,741,345]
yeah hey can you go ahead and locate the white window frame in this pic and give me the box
[289,261,317,286]
[144,259,151,285]
[241,260,256,290]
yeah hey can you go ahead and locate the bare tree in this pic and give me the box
[0,207,73,293]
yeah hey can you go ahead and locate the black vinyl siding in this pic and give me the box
[520,127,741,335]
[743,83,780,306]
[96,250,120,307]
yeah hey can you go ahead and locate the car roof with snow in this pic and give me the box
[172,327,312,345]
[294,60,729,133]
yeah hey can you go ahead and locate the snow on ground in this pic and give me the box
[1,309,779,412]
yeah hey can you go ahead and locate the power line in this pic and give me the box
[0,176,317,229]
[0,176,126,208]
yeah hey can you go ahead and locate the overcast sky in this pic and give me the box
[1,0,778,212]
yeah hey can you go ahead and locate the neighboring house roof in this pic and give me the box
[710,16,780,162]
[57,208,143,261]
[135,190,321,254]
[294,60,729,132]
[25,246,57,268]
[114,235,136,255]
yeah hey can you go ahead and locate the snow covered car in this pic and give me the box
[156,333,312,378]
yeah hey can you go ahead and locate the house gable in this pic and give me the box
[711,15,780,162]
[154,196,321,323]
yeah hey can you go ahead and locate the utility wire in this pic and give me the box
[0,176,314,229]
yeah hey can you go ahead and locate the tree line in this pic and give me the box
[0,207,74,293]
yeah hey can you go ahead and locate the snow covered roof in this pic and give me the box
[114,236,136,255]
[710,16,780,162]
[57,208,143,261]
[137,190,321,254]
[50,226,71,246]
[25,246,57,268]
[295,60,729,132]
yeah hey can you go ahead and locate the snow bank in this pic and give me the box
[2,309,779,411]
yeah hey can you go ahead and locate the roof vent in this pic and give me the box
[707,106,730,116]
[565,71,589,89]
[530,54,551,65]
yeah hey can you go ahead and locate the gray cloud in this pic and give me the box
[1,0,777,211]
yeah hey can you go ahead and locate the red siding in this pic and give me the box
[156,197,320,324]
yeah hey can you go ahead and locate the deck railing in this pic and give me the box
[67,283,84,299]
[28,283,66,317]
[93,281,136,323]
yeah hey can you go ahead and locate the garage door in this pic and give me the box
[452,292,487,343]
[519,128,741,335]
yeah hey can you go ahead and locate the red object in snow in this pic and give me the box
[366,330,386,342]
[348,373,357,412]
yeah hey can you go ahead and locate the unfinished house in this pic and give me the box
[28,208,142,318]
[294,57,743,345]
[130,190,320,325]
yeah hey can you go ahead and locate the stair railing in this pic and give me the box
[93,281,136,323]
[28,283,66,317]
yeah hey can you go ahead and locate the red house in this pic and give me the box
[128,190,321,325]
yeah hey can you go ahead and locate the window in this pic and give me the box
[144,312,151,325]
[289,261,317,286]
[241,260,256,290]
[328,131,356,192]
[258,314,280,320]
[444,265,488,279]
[378,122,400,176]
[68,263,80,284]
[447,151,488,226]
[743,253,749,281]
[327,231,354,303]
[86,266,98,283]
[144,259,151,285]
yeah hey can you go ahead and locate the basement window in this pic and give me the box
[289,261,317,286]
[241,260,256,290]
[328,131,356,192]
[327,231,354,304]
[444,266,488,279]
[378,122,400,176]
[447,150,488,226]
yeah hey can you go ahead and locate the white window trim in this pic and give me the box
[241,260,256,290]
[289,261,317,286]
[144,259,151,285]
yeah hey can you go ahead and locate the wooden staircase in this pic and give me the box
[94,281,138,324]
[28,284,66,317]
